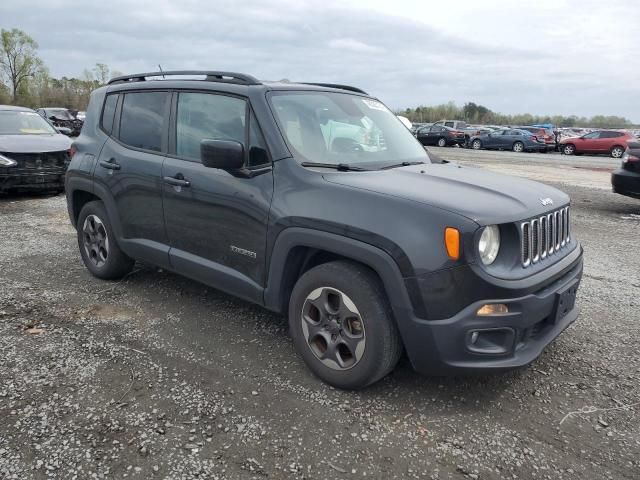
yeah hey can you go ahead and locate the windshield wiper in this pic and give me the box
[300,162,369,171]
[379,161,426,170]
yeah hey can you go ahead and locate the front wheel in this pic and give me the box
[437,137,447,147]
[471,139,482,150]
[77,201,135,280]
[288,261,402,389]
[512,141,524,153]
[611,146,625,158]
[563,144,575,155]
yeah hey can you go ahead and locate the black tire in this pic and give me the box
[77,201,134,280]
[471,139,482,150]
[437,137,447,147]
[512,141,524,153]
[610,145,625,159]
[288,260,402,389]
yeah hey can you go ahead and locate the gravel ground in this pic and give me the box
[0,150,639,479]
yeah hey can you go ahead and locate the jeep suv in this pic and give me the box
[65,71,584,389]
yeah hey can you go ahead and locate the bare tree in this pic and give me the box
[0,28,43,103]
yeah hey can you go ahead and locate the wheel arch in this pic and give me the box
[610,144,626,154]
[264,228,418,324]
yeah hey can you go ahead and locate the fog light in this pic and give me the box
[476,304,509,316]
[470,331,479,344]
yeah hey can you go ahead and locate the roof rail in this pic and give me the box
[108,70,261,86]
[300,83,368,95]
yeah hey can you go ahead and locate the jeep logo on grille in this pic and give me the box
[540,197,553,206]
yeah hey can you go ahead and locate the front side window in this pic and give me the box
[0,110,57,135]
[119,91,169,152]
[583,132,600,139]
[270,91,429,167]
[176,92,246,161]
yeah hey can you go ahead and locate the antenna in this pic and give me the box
[158,64,165,79]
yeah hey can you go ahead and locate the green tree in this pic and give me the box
[0,28,44,104]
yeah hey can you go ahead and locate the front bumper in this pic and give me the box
[612,168,640,199]
[0,169,66,192]
[398,248,583,376]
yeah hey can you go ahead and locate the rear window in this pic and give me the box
[119,91,169,152]
[101,94,118,135]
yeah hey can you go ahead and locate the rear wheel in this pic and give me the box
[437,137,447,147]
[611,146,625,158]
[471,139,482,150]
[512,141,524,153]
[288,261,402,389]
[77,201,135,280]
[563,144,575,155]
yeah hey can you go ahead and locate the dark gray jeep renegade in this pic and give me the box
[65,71,583,389]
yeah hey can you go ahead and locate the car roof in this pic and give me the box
[0,105,35,112]
[105,71,371,98]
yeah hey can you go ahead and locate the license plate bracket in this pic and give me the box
[555,280,579,322]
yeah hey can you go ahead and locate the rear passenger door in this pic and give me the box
[94,90,172,268]
[161,91,274,303]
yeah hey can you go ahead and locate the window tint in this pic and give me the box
[119,91,169,152]
[603,131,623,138]
[248,112,270,167]
[176,92,246,161]
[444,121,454,127]
[101,94,118,135]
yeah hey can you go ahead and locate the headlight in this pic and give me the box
[478,225,500,265]
[0,154,17,167]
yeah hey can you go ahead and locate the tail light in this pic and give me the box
[531,135,538,141]
[69,144,77,159]
[623,152,639,163]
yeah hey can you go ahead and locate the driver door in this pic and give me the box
[162,91,274,303]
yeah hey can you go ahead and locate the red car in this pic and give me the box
[560,130,634,158]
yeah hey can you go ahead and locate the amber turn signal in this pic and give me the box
[476,304,509,316]
[444,227,460,260]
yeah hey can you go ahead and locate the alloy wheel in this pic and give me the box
[301,287,366,371]
[513,142,524,152]
[437,138,447,147]
[564,145,575,155]
[472,140,482,150]
[82,214,109,268]
[611,147,624,158]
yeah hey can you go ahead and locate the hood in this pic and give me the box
[323,163,569,225]
[0,134,72,154]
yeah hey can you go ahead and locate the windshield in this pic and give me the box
[47,109,74,120]
[270,91,429,167]
[0,110,57,135]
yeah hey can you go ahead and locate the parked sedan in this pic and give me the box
[0,105,72,193]
[560,130,634,158]
[611,140,640,199]
[416,125,466,147]
[469,129,547,152]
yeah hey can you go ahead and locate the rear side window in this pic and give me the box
[119,91,169,152]
[176,92,247,161]
[444,121,454,127]
[101,94,118,135]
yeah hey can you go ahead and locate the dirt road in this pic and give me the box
[1,151,639,479]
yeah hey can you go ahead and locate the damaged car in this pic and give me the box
[35,107,83,136]
[0,105,72,194]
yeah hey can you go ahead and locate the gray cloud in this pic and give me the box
[1,0,637,121]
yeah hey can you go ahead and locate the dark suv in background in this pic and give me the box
[65,71,583,389]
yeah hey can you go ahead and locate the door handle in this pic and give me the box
[163,175,191,187]
[99,158,121,170]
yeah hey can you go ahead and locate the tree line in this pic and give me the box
[399,101,635,129]
[0,28,119,111]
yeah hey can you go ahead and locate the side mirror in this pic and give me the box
[200,139,244,170]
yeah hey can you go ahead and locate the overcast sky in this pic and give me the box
[2,0,638,121]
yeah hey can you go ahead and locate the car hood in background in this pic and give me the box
[323,163,569,225]
[0,134,72,153]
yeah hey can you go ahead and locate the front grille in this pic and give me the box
[521,206,570,267]
[1,151,69,170]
